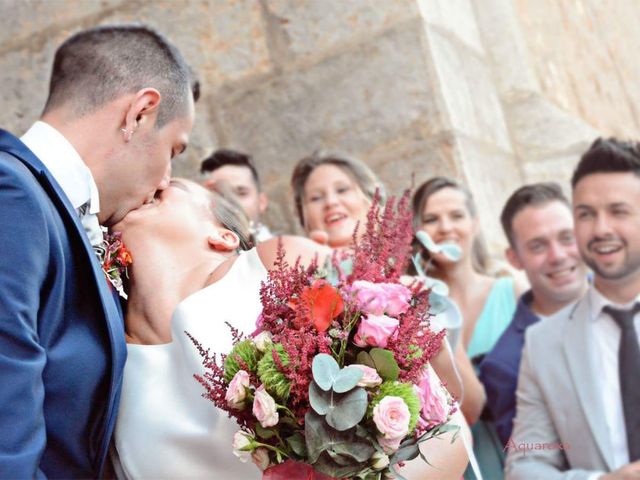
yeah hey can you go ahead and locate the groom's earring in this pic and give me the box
[121,128,133,143]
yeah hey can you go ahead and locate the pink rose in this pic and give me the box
[353,314,399,348]
[351,281,411,317]
[251,447,271,471]
[373,396,410,447]
[348,364,383,388]
[352,281,387,315]
[380,283,411,317]
[226,370,250,410]
[252,385,279,428]
[415,367,449,429]
[232,430,253,462]
[376,434,403,454]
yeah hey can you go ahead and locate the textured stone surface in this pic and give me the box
[417,0,484,53]
[1,0,640,243]
[515,0,640,138]
[263,0,419,63]
[217,19,444,191]
[426,27,512,151]
[0,0,126,53]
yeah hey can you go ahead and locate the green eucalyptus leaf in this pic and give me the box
[326,387,368,431]
[305,411,332,463]
[370,348,399,381]
[255,423,276,439]
[331,439,376,462]
[326,450,354,466]
[389,441,420,464]
[309,381,332,415]
[286,433,307,457]
[356,351,376,369]
[312,353,340,391]
[314,452,366,479]
[333,366,363,393]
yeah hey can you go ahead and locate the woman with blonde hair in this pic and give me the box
[412,176,526,480]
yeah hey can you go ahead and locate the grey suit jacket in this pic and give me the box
[505,292,614,479]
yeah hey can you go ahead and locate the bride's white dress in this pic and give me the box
[115,249,267,479]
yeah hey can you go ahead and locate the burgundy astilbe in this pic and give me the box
[349,190,415,283]
[185,331,257,430]
[277,325,332,420]
[386,289,446,384]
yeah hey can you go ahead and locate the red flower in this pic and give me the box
[117,248,133,267]
[289,280,344,332]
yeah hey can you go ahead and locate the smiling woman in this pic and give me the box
[290,151,385,248]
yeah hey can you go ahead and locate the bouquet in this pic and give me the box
[190,194,458,479]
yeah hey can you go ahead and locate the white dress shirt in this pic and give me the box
[588,284,640,470]
[21,121,103,246]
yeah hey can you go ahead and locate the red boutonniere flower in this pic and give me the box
[289,279,344,332]
[95,229,132,299]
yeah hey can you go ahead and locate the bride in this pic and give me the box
[113,178,469,479]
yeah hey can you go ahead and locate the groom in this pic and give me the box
[0,25,196,478]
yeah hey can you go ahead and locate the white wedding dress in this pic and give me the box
[115,249,267,479]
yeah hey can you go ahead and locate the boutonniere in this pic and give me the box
[94,227,132,299]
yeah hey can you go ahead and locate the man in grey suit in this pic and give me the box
[506,138,640,480]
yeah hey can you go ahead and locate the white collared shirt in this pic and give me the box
[588,284,640,469]
[21,121,103,246]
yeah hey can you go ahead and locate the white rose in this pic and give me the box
[371,451,390,470]
[253,331,273,353]
[232,430,253,462]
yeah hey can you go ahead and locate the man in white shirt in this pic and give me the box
[0,25,197,479]
[506,138,640,479]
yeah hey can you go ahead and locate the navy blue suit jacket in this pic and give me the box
[478,290,539,446]
[0,130,127,478]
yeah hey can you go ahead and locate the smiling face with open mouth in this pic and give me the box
[302,164,372,248]
[573,172,640,287]
[508,200,586,314]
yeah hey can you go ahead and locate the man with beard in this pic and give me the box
[506,138,640,479]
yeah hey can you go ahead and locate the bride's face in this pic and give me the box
[113,179,215,250]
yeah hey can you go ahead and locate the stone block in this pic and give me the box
[417,0,484,54]
[100,0,272,88]
[455,136,521,251]
[515,0,639,138]
[0,0,125,52]
[473,0,540,99]
[263,0,418,62]
[217,19,446,186]
[505,93,598,165]
[426,27,511,151]
[367,129,463,196]
[0,39,60,134]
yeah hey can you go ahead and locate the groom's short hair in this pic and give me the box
[43,24,198,127]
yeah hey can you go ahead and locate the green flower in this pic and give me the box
[224,340,260,382]
[369,381,421,433]
[257,343,291,400]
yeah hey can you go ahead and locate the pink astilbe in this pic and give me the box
[349,191,415,284]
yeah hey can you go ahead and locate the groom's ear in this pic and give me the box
[207,228,240,252]
[122,88,162,138]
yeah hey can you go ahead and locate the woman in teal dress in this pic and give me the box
[411,177,525,480]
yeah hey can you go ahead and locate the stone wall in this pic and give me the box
[0,0,637,249]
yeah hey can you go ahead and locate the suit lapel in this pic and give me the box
[0,130,127,470]
[563,296,615,470]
